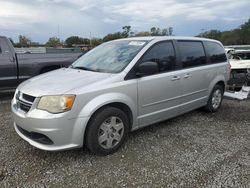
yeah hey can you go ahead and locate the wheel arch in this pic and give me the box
[216,80,226,92]
[75,92,137,142]
[208,75,226,95]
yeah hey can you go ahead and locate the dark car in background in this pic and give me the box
[0,36,82,91]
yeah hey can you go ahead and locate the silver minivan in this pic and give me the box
[11,36,230,155]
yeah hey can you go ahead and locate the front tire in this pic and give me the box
[85,107,129,155]
[204,84,224,112]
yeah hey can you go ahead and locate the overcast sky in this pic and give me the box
[0,0,249,43]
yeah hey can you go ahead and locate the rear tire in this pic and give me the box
[85,107,129,155]
[204,84,224,112]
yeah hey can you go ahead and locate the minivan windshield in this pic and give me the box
[230,52,250,60]
[71,40,148,73]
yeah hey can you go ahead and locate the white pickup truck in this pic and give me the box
[226,49,250,90]
[223,49,250,100]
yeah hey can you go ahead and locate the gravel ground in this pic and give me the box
[0,94,249,188]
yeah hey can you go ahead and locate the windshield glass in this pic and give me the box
[72,40,148,73]
[230,52,250,60]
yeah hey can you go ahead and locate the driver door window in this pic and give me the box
[140,41,176,73]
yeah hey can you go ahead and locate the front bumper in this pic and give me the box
[11,97,89,151]
[228,69,250,90]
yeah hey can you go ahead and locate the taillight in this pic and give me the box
[228,63,231,78]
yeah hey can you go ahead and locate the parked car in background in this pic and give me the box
[226,49,250,90]
[0,36,82,91]
[12,36,230,155]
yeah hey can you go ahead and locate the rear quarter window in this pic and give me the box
[204,41,227,63]
[178,41,206,68]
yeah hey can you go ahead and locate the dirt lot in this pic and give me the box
[0,94,249,188]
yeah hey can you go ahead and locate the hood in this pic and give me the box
[18,68,112,97]
[230,59,250,69]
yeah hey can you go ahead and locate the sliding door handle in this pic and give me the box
[184,73,192,79]
[171,76,180,81]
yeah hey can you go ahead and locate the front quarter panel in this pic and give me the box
[69,77,138,131]
[76,92,138,128]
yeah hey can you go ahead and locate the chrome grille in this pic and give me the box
[22,93,35,103]
[16,91,35,113]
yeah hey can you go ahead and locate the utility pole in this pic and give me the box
[57,25,60,40]
[90,32,92,47]
[201,28,204,37]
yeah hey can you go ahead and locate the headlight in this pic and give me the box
[37,95,75,113]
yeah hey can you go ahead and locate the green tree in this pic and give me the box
[150,27,161,36]
[65,36,90,47]
[150,27,170,36]
[103,25,132,42]
[122,25,131,38]
[150,27,157,35]
[225,19,250,45]
[17,35,31,47]
[135,31,151,36]
[91,38,103,47]
[198,30,222,40]
[197,18,250,45]
[103,32,123,42]
[30,42,40,46]
[46,37,62,47]
[239,18,250,44]
[82,38,90,44]
[161,28,169,36]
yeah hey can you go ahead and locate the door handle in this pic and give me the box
[184,73,192,79]
[171,76,180,81]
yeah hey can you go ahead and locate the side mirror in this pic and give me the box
[136,61,159,77]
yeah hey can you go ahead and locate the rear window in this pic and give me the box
[178,41,206,68]
[204,41,227,63]
[232,52,250,60]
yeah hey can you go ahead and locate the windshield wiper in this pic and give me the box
[71,66,98,72]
